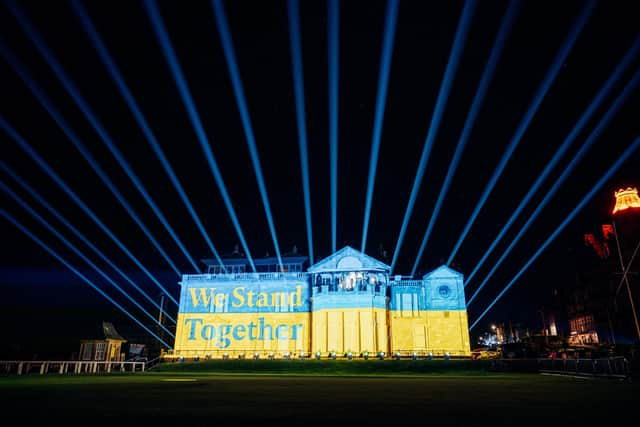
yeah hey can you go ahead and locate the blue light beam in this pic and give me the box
[0,209,174,349]
[0,160,177,324]
[470,136,640,330]
[467,68,640,306]
[410,1,521,276]
[6,0,196,276]
[211,0,284,271]
[465,36,640,286]
[0,43,183,279]
[446,0,596,266]
[287,0,314,264]
[70,0,226,272]
[0,116,179,306]
[360,0,400,253]
[390,0,478,273]
[144,0,256,271]
[1,180,176,338]
[328,0,339,254]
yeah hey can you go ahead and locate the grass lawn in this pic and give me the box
[0,371,636,425]
[152,358,506,375]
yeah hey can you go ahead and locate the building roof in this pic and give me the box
[103,322,126,341]
[82,321,127,342]
[422,265,464,281]
[307,246,391,273]
[201,255,309,268]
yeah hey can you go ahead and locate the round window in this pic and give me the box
[438,285,450,298]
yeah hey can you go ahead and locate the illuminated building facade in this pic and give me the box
[172,246,471,358]
[78,322,127,362]
[612,186,640,214]
[567,186,640,345]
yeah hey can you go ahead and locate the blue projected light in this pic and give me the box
[446,0,596,266]
[0,116,179,306]
[0,209,173,349]
[70,0,226,272]
[467,69,640,306]
[360,0,400,253]
[6,1,195,276]
[328,0,339,254]
[0,161,177,324]
[465,37,640,286]
[144,0,256,271]
[0,44,183,279]
[410,1,520,276]
[470,137,640,330]
[211,0,284,271]
[1,181,175,339]
[391,0,478,273]
[287,0,314,264]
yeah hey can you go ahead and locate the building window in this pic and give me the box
[81,343,93,361]
[401,294,414,317]
[95,342,106,361]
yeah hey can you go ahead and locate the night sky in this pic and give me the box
[1,0,638,357]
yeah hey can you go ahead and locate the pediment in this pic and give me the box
[422,265,463,281]
[308,246,390,273]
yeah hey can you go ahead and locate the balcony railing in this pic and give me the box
[183,272,309,282]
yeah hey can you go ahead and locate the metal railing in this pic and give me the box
[390,280,423,287]
[0,360,146,375]
[537,356,630,379]
[183,272,308,282]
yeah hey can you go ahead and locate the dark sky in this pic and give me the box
[1,0,638,355]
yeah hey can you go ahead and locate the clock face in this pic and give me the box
[438,285,451,298]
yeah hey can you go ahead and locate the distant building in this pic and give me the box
[170,246,471,358]
[567,187,640,345]
[78,321,127,361]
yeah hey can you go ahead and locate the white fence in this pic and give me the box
[0,360,146,375]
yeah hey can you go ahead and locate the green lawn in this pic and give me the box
[0,372,636,424]
[153,358,505,375]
